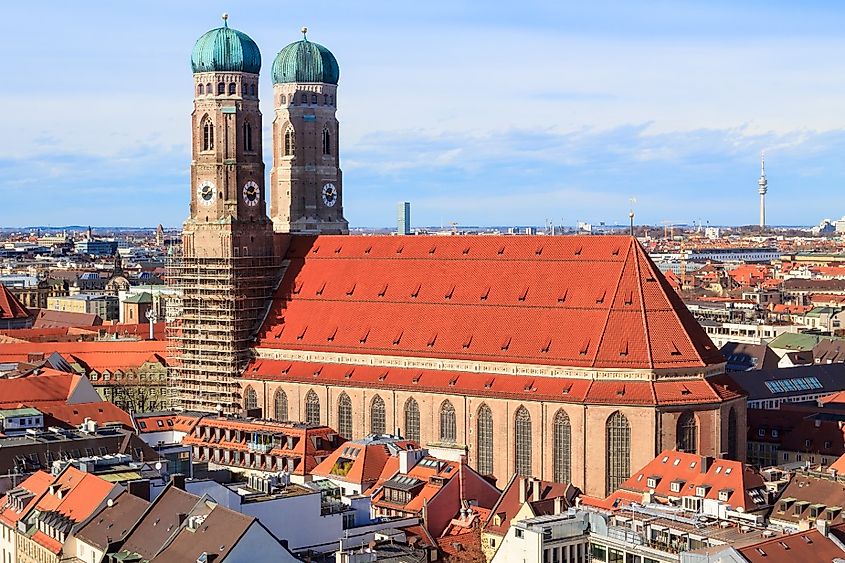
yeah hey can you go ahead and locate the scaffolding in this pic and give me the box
[166,251,279,414]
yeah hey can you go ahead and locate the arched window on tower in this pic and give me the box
[228,83,236,95]
[606,411,631,495]
[329,95,334,106]
[476,404,494,476]
[727,407,738,460]
[371,395,386,435]
[284,127,295,156]
[677,412,698,453]
[305,390,320,425]
[553,409,572,483]
[404,398,420,443]
[197,83,204,96]
[250,84,256,96]
[301,93,308,104]
[243,121,253,152]
[439,400,456,444]
[337,392,352,438]
[311,94,318,104]
[280,94,286,105]
[324,94,329,105]
[217,82,225,95]
[514,406,532,477]
[244,386,258,411]
[205,83,211,95]
[274,389,288,420]
[202,118,214,151]
[322,127,331,156]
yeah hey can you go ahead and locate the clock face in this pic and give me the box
[242,181,260,206]
[322,183,338,207]
[197,181,216,206]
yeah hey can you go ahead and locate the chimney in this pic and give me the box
[532,479,542,502]
[170,473,186,490]
[701,456,714,473]
[554,495,564,515]
[127,479,151,501]
[817,518,831,536]
[519,478,527,504]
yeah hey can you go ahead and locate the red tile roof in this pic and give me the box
[738,528,844,563]
[256,235,723,371]
[0,471,53,527]
[483,475,576,537]
[0,284,30,320]
[311,437,417,487]
[245,359,737,406]
[0,340,168,368]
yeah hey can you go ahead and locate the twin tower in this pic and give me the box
[186,16,347,258]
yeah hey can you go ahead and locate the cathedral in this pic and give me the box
[169,17,746,498]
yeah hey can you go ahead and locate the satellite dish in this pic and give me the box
[107,498,114,508]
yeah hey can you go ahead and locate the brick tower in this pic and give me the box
[169,15,278,413]
[269,28,348,234]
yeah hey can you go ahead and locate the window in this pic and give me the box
[301,93,308,104]
[274,389,288,420]
[243,83,249,95]
[205,82,211,94]
[243,121,253,152]
[727,407,738,460]
[197,83,204,95]
[217,82,225,95]
[677,412,697,453]
[553,409,571,483]
[280,94,287,105]
[311,94,318,104]
[371,394,386,435]
[606,411,631,495]
[476,404,494,476]
[322,127,332,155]
[202,117,214,151]
[324,94,329,105]
[244,386,258,411]
[337,392,353,438]
[284,127,295,156]
[440,400,456,443]
[404,398,420,443]
[305,389,320,425]
[250,84,256,96]
[228,82,236,95]
[514,406,532,476]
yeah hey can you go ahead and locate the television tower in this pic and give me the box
[758,151,767,229]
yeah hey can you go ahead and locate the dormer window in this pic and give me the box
[670,480,684,493]
[646,476,660,488]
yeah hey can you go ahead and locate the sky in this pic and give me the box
[2,1,845,228]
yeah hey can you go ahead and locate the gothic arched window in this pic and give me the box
[197,83,204,95]
[514,406,532,477]
[322,127,331,155]
[243,121,253,152]
[323,94,329,105]
[727,407,738,460]
[606,411,631,495]
[553,409,572,483]
[329,95,334,106]
[280,94,286,105]
[337,392,353,438]
[202,117,214,151]
[274,389,288,420]
[228,82,236,95]
[205,83,211,95]
[284,127,295,156]
[677,412,698,453]
[404,398,420,443]
[301,93,308,104]
[217,82,225,95]
[250,84,256,96]
[371,395,386,435]
[476,404,494,476]
[305,390,320,425]
[311,94,318,104]
[244,386,258,411]
[440,400,456,444]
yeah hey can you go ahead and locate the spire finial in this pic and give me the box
[301,26,308,40]
[222,13,229,28]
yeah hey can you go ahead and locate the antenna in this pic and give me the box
[628,197,637,237]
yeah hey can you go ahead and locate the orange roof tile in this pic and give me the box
[257,235,723,371]
[0,284,30,320]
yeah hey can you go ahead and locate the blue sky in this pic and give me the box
[3,1,845,228]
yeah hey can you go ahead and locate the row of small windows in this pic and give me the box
[199,117,255,152]
[279,93,335,106]
[197,82,257,97]
[282,126,332,156]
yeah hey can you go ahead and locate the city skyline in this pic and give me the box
[4,1,845,228]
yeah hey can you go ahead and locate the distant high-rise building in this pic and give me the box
[758,152,768,229]
[397,202,411,235]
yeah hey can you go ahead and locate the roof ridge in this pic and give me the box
[590,240,633,367]
[631,239,654,369]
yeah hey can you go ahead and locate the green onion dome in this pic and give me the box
[272,31,339,84]
[191,17,261,74]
